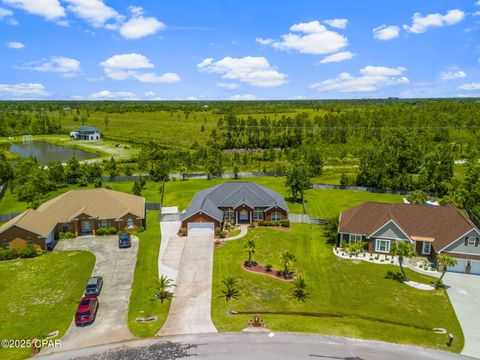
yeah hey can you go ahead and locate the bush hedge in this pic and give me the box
[96,227,118,236]
[58,231,76,239]
[0,245,44,261]
[258,220,290,228]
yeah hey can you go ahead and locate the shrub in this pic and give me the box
[77,176,88,187]
[265,264,273,272]
[59,231,76,239]
[136,226,145,233]
[0,245,43,261]
[93,178,103,188]
[280,219,290,228]
[258,220,281,227]
[97,227,117,236]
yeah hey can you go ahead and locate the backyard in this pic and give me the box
[0,251,95,360]
[212,224,464,352]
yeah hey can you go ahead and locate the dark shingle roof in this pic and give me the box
[181,182,288,222]
[339,202,478,252]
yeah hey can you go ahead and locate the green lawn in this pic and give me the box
[128,210,170,337]
[212,225,464,352]
[0,251,95,360]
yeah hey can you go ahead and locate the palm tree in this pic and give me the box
[279,250,296,277]
[244,239,256,266]
[291,276,310,302]
[221,276,240,302]
[436,255,458,287]
[390,241,416,281]
[154,275,176,303]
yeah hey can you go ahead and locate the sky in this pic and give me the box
[0,0,480,100]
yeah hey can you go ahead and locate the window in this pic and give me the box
[422,241,431,255]
[224,209,234,221]
[271,211,281,222]
[349,234,362,244]
[253,209,264,221]
[100,220,109,228]
[127,218,134,228]
[2,240,8,249]
[62,225,69,232]
[375,239,391,253]
[467,236,476,246]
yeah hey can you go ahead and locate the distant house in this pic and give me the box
[180,182,288,231]
[338,202,480,275]
[0,189,145,250]
[70,126,101,140]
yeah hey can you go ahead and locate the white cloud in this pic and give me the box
[0,83,50,99]
[64,0,122,28]
[310,65,409,93]
[119,6,165,39]
[458,82,480,91]
[256,20,348,55]
[324,18,348,29]
[0,6,14,20]
[21,56,81,77]
[86,90,138,100]
[476,1,480,5]
[373,25,400,40]
[228,94,258,100]
[100,53,180,83]
[197,56,286,88]
[403,9,465,34]
[473,11,480,16]
[217,82,240,90]
[441,70,466,80]
[2,0,65,21]
[319,51,354,64]
[7,41,24,49]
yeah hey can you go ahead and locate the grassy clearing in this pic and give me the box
[128,210,170,337]
[212,225,463,352]
[0,251,95,360]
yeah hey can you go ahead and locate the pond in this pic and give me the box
[0,141,99,164]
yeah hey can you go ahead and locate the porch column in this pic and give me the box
[236,211,238,224]
[250,211,252,224]
[74,221,79,236]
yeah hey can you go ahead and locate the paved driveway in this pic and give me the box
[46,235,138,353]
[158,228,217,335]
[444,272,480,358]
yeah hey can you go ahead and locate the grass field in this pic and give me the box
[128,210,170,337]
[212,225,464,352]
[0,251,95,360]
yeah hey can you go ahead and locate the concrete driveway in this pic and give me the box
[47,235,138,353]
[444,272,480,358]
[158,228,217,335]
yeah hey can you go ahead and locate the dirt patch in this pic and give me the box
[242,262,294,281]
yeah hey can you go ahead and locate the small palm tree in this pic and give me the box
[154,275,175,303]
[436,255,458,287]
[244,239,256,266]
[279,250,296,277]
[390,241,416,281]
[291,276,310,302]
[221,276,240,302]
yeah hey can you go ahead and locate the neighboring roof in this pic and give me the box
[338,202,479,251]
[181,182,288,222]
[0,188,144,238]
[77,126,99,132]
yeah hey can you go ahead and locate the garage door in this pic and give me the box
[448,259,480,275]
[187,222,214,233]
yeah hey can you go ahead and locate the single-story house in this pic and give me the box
[0,188,145,250]
[180,182,289,232]
[70,126,101,140]
[338,202,480,275]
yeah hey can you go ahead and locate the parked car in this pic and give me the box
[118,232,131,248]
[74,296,99,326]
[85,276,103,296]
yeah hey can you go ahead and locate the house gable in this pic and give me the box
[440,228,480,255]
[370,220,410,240]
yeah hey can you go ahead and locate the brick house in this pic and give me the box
[338,202,480,275]
[0,188,145,250]
[180,182,289,232]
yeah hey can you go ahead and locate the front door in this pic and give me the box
[81,220,92,234]
[239,210,249,223]
[466,260,472,274]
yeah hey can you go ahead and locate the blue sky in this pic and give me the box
[0,0,480,100]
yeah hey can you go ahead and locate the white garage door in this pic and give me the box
[187,222,214,233]
[448,259,480,275]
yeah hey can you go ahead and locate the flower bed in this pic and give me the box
[241,261,294,281]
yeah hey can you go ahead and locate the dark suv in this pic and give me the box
[85,276,103,296]
[118,232,131,248]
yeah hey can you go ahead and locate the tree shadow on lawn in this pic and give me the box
[384,271,404,283]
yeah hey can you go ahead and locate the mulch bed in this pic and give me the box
[241,261,295,281]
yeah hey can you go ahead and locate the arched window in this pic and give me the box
[127,218,134,228]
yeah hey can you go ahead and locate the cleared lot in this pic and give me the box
[46,235,138,353]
